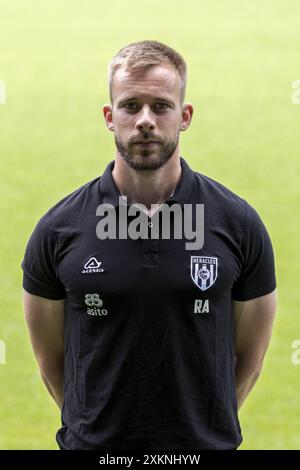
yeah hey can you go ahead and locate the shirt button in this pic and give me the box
[148,222,153,228]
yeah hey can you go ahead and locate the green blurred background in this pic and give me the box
[0,0,300,449]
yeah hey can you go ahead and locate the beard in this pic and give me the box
[114,130,180,171]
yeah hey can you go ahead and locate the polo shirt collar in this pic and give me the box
[99,156,195,207]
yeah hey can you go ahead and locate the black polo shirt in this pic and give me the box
[21,157,276,450]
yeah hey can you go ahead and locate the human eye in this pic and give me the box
[124,102,139,112]
[153,102,169,112]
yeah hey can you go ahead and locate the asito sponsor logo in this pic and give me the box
[84,293,108,316]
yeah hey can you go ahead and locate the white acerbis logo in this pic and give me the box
[84,293,108,316]
[82,257,104,274]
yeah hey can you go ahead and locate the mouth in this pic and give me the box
[133,141,159,146]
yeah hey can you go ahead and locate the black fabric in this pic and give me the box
[21,157,276,450]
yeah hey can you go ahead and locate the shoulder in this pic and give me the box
[191,170,269,242]
[192,170,250,222]
[36,176,102,231]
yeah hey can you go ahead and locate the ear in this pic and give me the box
[103,104,114,131]
[180,103,193,131]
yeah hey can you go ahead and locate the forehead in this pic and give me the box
[112,63,181,102]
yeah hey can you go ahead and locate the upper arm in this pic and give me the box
[232,289,277,368]
[23,289,65,369]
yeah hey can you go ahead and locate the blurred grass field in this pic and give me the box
[1,0,300,449]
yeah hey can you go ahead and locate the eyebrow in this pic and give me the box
[117,96,175,107]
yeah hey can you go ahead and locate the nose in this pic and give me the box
[135,105,156,132]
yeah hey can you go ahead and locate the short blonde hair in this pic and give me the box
[108,40,187,104]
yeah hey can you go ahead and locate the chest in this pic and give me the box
[57,215,242,309]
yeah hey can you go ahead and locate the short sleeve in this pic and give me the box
[21,213,66,300]
[231,202,276,301]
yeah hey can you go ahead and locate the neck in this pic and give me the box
[112,151,181,209]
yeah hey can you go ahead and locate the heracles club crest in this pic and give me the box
[191,256,218,291]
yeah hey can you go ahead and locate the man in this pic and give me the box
[22,40,277,450]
